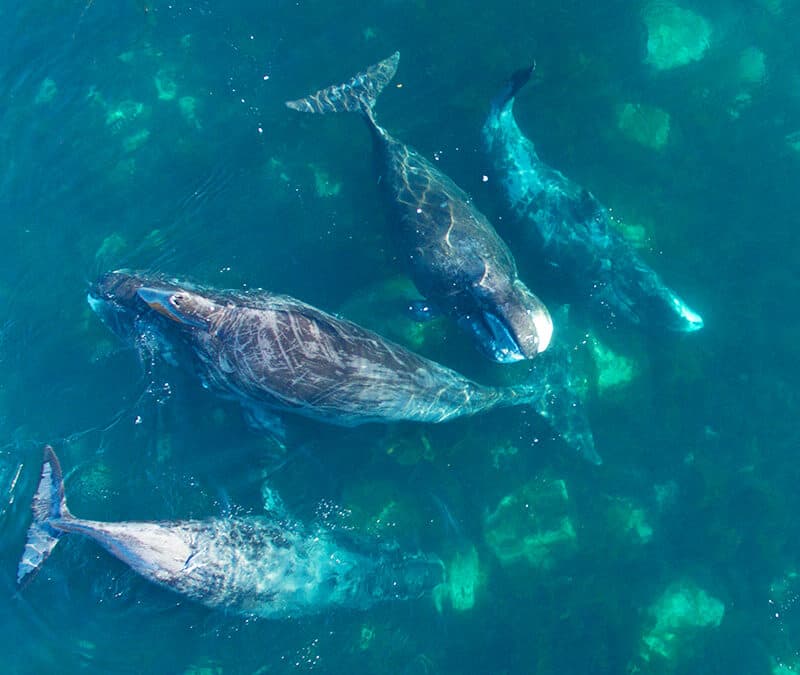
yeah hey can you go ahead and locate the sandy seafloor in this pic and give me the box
[1,1,799,673]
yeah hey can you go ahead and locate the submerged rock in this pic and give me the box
[35,78,57,104]
[607,497,654,544]
[179,96,201,129]
[154,67,178,101]
[617,102,671,150]
[483,477,576,568]
[738,47,767,86]
[433,545,481,612]
[589,336,638,393]
[310,164,342,198]
[639,581,725,663]
[643,2,711,71]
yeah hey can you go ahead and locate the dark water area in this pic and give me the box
[1,1,800,673]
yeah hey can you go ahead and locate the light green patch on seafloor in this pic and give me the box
[179,96,201,129]
[483,478,576,568]
[640,582,725,662]
[310,164,342,198]
[359,625,375,651]
[105,100,145,130]
[434,545,481,613]
[122,129,151,153]
[642,2,711,71]
[35,78,57,104]
[589,336,637,392]
[95,232,127,264]
[609,217,650,249]
[385,428,434,465]
[609,498,654,544]
[183,662,223,675]
[786,131,800,154]
[738,47,767,86]
[617,102,671,150]
[490,442,519,469]
[154,68,178,101]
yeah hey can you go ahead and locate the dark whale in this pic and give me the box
[286,53,553,364]
[89,271,599,463]
[18,446,443,617]
[482,66,704,332]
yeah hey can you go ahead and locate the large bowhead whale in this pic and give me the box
[482,66,704,332]
[286,53,553,364]
[18,446,443,617]
[89,271,599,464]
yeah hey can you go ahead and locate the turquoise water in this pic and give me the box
[2,1,799,672]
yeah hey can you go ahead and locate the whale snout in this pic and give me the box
[671,296,704,331]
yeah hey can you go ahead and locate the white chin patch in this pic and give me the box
[673,298,704,330]
[533,309,554,353]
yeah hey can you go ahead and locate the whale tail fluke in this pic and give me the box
[17,446,73,585]
[509,306,601,465]
[491,63,536,110]
[286,52,399,117]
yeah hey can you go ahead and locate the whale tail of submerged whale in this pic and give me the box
[503,307,602,465]
[491,63,536,111]
[285,52,399,119]
[17,446,74,585]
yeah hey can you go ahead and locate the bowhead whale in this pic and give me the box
[482,66,704,332]
[18,446,444,617]
[286,53,553,364]
[89,271,599,463]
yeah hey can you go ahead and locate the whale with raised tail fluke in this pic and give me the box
[482,64,704,333]
[18,446,445,617]
[287,53,554,364]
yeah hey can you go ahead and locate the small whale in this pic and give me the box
[89,271,599,463]
[482,65,704,332]
[286,53,553,364]
[18,446,444,617]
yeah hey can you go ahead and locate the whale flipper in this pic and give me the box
[286,52,399,116]
[407,300,442,322]
[17,446,73,585]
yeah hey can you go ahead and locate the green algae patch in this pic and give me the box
[483,477,576,568]
[434,545,481,612]
[154,67,178,101]
[179,96,201,129]
[310,164,342,198]
[589,335,637,393]
[122,129,151,153]
[617,102,671,151]
[643,2,711,71]
[95,232,127,265]
[607,497,654,544]
[35,78,57,104]
[639,582,724,663]
[105,100,145,130]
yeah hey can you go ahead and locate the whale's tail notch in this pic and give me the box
[286,52,400,118]
[17,446,73,585]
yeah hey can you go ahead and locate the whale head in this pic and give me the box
[461,277,553,363]
[88,270,154,340]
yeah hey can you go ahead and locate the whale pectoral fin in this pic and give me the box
[241,404,287,446]
[407,300,442,322]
